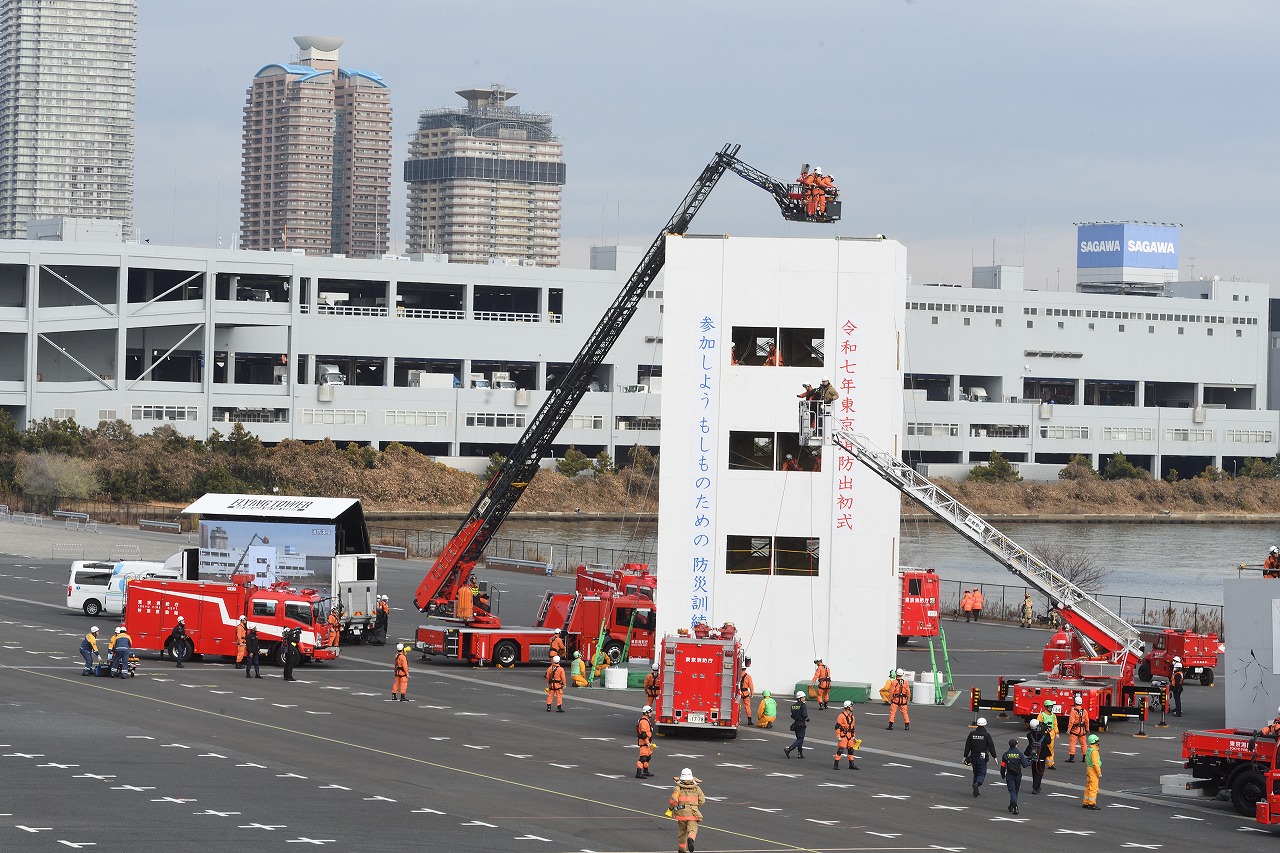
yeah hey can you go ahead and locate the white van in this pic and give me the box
[66,561,117,616]
[102,560,179,616]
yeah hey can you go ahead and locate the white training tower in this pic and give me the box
[655,234,907,694]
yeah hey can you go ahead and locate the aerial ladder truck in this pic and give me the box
[412,145,840,666]
[826,428,1160,728]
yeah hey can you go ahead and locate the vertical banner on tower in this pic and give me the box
[688,313,720,627]
[832,318,861,530]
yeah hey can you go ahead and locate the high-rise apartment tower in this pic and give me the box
[240,36,391,257]
[0,0,137,240]
[404,86,564,266]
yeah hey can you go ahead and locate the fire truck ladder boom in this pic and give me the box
[415,144,826,615]
[830,430,1143,664]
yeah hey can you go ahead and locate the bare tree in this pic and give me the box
[1025,538,1109,593]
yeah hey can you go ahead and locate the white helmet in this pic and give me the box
[398,643,406,651]
[821,376,831,384]
[843,700,852,708]
[1029,718,1040,729]
[115,627,125,634]
[1173,656,1182,663]
[796,691,805,699]
[1074,694,1083,705]
[895,668,904,677]
[977,717,987,726]
[642,705,652,713]
[553,628,561,635]
[176,616,184,623]
[90,625,99,633]
[813,166,823,175]
[651,662,659,671]
[679,768,694,781]
[1271,546,1278,555]
[552,655,560,663]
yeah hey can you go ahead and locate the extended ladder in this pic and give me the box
[829,430,1143,665]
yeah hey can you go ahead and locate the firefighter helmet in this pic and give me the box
[1272,546,1278,555]
[1029,718,1040,729]
[977,717,987,726]
[573,651,581,658]
[651,662,659,671]
[1087,734,1099,744]
[1074,694,1083,705]
[895,668,904,677]
[1043,699,1054,709]
[90,625,99,633]
[642,705,652,713]
[843,700,852,708]
[115,627,125,634]
[679,768,696,782]
[813,166,823,175]
[176,616,184,623]
[796,691,805,699]
[552,655,560,663]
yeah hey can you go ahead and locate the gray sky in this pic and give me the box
[136,1,1279,289]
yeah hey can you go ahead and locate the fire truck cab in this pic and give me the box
[1137,627,1219,686]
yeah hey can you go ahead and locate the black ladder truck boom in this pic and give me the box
[413,144,841,623]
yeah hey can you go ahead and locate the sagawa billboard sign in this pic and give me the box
[1077,223,1179,270]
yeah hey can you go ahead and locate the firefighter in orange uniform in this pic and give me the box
[549,629,567,661]
[644,661,661,705]
[456,580,474,621]
[811,166,834,216]
[326,607,341,647]
[635,704,655,778]
[667,768,705,853]
[739,657,755,725]
[1262,706,1280,736]
[886,668,911,730]
[1265,546,1280,578]
[1066,694,1090,761]
[971,587,985,622]
[234,615,248,668]
[812,659,832,709]
[796,165,816,215]
[391,643,408,702]
[961,589,974,622]
[834,700,859,769]
[545,654,566,712]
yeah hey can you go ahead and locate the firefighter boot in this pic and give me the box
[834,758,840,770]
[547,704,552,712]
[849,760,859,770]
[636,769,644,779]
[643,769,653,778]
[905,723,910,731]
[687,839,694,853]
[1067,755,1075,763]
[885,723,893,730]
[400,695,408,702]
[557,706,565,713]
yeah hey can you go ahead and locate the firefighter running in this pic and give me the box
[546,655,566,712]
[1066,694,1089,761]
[834,700,859,769]
[635,704,655,779]
[739,657,755,725]
[811,659,831,710]
[391,643,408,701]
[886,668,911,730]
[666,768,705,853]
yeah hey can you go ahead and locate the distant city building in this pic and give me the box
[0,0,137,240]
[240,36,391,258]
[404,86,565,266]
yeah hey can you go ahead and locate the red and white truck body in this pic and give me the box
[575,563,656,599]
[898,567,940,644]
[654,633,743,737]
[125,574,338,664]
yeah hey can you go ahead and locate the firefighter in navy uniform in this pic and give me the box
[1170,657,1185,717]
[784,692,809,758]
[282,626,300,681]
[169,616,188,668]
[963,717,997,797]
[244,626,262,678]
[1026,718,1050,793]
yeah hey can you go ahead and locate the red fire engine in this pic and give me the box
[412,145,837,665]
[1138,627,1220,685]
[125,574,338,665]
[1183,728,1280,818]
[898,567,940,645]
[575,563,655,599]
[654,629,744,737]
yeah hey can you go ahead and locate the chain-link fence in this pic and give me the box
[367,524,656,574]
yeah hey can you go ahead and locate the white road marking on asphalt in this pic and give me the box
[1170,815,1203,821]
[429,737,449,741]
[16,826,53,832]
[160,743,190,749]
[304,711,330,715]
[717,763,752,768]
[318,783,351,790]
[766,773,802,778]
[456,711,488,716]
[285,839,335,845]
[595,774,625,779]
[1108,804,1140,809]
[198,753,227,759]
[411,808,445,814]
[1161,759,1184,764]
[237,823,286,830]
[1120,844,1162,849]
[1238,826,1268,833]
[930,805,968,810]
[1055,829,1094,835]
[196,810,241,816]
[271,704,297,709]
[548,763,577,769]
[276,773,307,779]
[463,744,489,750]
[806,819,839,825]
[72,774,114,780]
[580,737,613,741]
[1047,792,1075,798]
[866,832,902,838]
[884,762,912,768]
[514,835,551,841]
[461,821,496,827]
[110,785,154,791]
[817,783,855,788]
[37,762,78,768]
[320,686,348,691]
[1113,751,1139,756]
[419,705,450,710]
[352,692,379,696]
[241,697,264,701]
[4,752,44,758]
[927,845,967,852]
[235,763,266,768]
[151,797,196,803]
[362,796,396,802]
[872,794,909,799]
[989,817,1027,823]
[504,754,530,758]
[57,841,96,848]
[667,754,703,759]
[749,807,782,813]
[936,771,965,778]
[209,690,232,695]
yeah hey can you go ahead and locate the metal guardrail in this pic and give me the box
[485,556,554,576]
[370,543,408,558]
[139,519,182,533]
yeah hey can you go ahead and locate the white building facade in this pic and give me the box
[655,235,906,693]
[0,238,662,463]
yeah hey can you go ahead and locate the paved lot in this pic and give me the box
[0,522,1272,851]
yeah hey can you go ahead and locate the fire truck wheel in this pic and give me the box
[602,641,624,666]
[83,599,103,617]
[1231,769,1265,817]
[269,643,286,667]
[1136,662,1152,683]
[492,640,519,667]
[1199,668,1214,687]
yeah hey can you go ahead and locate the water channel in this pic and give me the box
[377,517,1272,608]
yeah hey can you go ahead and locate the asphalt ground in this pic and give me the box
[0,521,1273,852]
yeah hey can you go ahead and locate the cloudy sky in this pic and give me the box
[135,1,1279,289]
